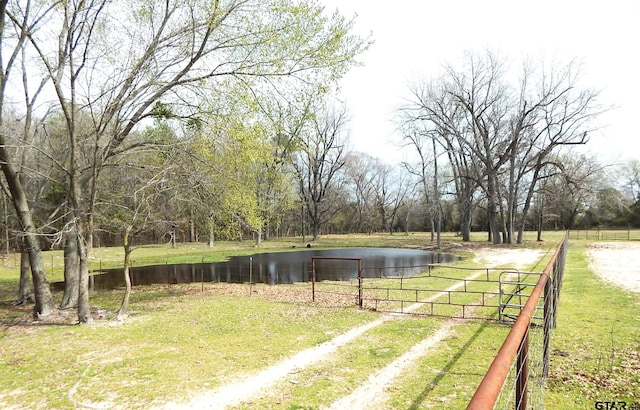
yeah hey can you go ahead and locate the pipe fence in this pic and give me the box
[568,228,640,241]
[467,233,568,409]
[311,261,552,323]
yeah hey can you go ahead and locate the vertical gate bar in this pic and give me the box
[499,272,503,323]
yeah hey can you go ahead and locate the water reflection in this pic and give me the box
[87,248,458,290]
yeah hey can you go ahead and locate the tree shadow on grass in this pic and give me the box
[408,319,494,410]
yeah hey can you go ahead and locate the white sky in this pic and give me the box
[321,0,639,165]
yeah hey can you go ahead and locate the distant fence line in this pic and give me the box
[568,228,640,241]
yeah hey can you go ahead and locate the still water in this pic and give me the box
[89,247,459,290]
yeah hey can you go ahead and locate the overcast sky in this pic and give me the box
[321,0,639,164]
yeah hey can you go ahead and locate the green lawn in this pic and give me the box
[544,240,640,408]
[0,232,638,409]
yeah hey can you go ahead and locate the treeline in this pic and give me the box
[1,2,639,321]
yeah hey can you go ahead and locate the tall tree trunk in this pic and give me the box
[2,193,9,255]
[0,148,55,318]
[263,220,270,241]
[60,227,79,309]
[487,173,502,244]
[429,213,435,242]
[69,143,92,323]
[536,194,544,242]
[301,203,306,242]
[311,203,320,241]
[433,139,441,249]
[76,227,92,323]
[24,233,54,318]
[117,228,133,320]
[460,199,473,242]
[208,219,215,248]
[517,166,544,244]
[497,183,512,244]
[14,246,34,306]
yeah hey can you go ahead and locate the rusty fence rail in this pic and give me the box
[311,260,545,321]
[467,233,568,410]
[360,267,530,321]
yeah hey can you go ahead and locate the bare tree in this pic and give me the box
[506,60,603,242]
[343,152,377,233]
[619,159,640,202]
[399,124,445,244]
[541,153,605,230]
[295,104,349,240]
[402,51,604,243]
[0,0,56,317]
[95,150,172,320]
[402,73,483,242]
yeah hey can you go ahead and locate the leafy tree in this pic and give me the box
[16,0,368,322]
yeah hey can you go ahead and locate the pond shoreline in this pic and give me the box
[69,247,460,290]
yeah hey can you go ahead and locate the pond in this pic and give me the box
[87,247,459,290]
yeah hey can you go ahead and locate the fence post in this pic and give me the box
[543,276,553,378]
[516,330,529,410]
[358,258,363,308]
[312,258,316,302]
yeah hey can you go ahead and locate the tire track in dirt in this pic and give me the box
[326,321,456,410]
[162,317,386,409]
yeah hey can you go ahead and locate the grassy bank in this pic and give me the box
[0,232,638,408]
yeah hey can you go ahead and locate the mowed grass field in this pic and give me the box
[0,231,638,409]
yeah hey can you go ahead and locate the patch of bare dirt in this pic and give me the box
[472,247,545,270]
[587,242,640,293]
